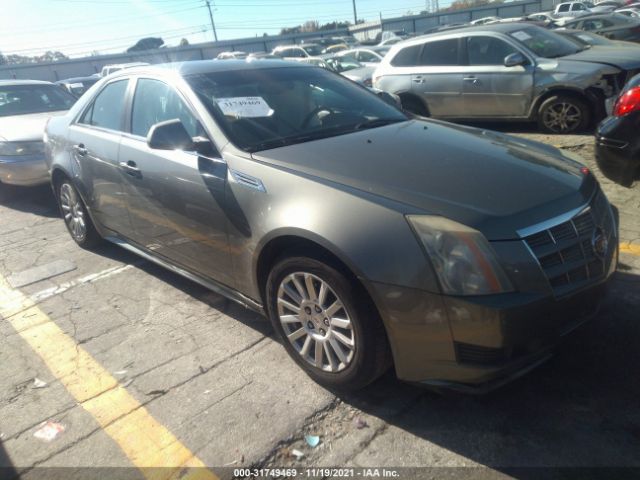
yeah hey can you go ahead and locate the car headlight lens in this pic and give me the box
[0,141,45,156]
[407,215,514,296]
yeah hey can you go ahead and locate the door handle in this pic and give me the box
[463,76,480,85]
[73,144,87,156]
[412,76,425,83]
[119,161,141,177]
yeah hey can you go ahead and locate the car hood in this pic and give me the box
[342,66,374,83]
[560,45,640,70]
[0,110,68,142]
[252,120,596,241]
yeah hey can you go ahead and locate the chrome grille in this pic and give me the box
[524,188,615,297]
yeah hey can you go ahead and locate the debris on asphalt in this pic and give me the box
[146,389,167,396]
[304,434,320,448]
[33,421,65,442]
[113,370,127,375]
[291,448,305,460]
[353,416,368,429]
[32,378,47,389]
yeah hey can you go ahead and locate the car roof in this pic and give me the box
[108,59,309,79]
[0,79,54,86]
[56,76,99,84]
[399,22,545,44]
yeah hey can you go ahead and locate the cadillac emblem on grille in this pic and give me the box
[592,227,608,260]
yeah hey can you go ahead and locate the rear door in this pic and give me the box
[118,77,233,286]
[461,34,534,117]
[67,78,132,235]
[410,37,465,117]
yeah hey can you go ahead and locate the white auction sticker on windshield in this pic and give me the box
[511,31,532,41]
[216,97,274,117]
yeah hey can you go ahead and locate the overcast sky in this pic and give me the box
[0,0,441,58]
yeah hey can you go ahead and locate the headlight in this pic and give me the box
[407,215,514,296]
[0,141,45,156]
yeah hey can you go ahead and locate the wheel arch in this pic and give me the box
[397,91,431,116]
[529,87,594,120]
[254,229,370,306]
[50,166,105,237]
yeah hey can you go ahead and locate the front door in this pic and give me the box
[118,78,233,286]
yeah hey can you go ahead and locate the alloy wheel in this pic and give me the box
[59,183,87,241]
[542,102,582,133]
[276,272,356,373]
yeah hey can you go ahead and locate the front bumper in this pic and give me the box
[366,265,614,392]
[0,154,49,186]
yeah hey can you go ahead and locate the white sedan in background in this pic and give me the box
[0,80,75,186]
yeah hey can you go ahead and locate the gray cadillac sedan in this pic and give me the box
[44,61,617,392]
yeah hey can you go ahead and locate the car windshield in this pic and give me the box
[302,45,323,56]
[563,30,612,45]
[326,57,364,72]
[186,66,407,153]
[0,84,76,117]
[509,26,584,58]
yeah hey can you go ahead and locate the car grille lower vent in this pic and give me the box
[524,187,615,297]
[455,342,507,366]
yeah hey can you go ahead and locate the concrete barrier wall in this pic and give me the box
[0,0,556,82]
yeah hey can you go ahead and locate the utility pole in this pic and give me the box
[205,0,218,42]
[352,0,357,24]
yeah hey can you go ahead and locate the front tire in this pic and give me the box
[56,179,102,249]
[537,94,590,134]
[266,256,391,391]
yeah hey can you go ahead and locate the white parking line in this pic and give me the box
[29,261,143,304]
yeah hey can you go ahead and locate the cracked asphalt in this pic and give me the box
[0,130,639,480]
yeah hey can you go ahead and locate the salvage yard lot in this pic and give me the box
[1,128,639,479]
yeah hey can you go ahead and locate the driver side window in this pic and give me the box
[130,78,204,138]
[467,36,519,66]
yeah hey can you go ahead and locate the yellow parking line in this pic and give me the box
[620,242,640,257]
[0,275,218,480]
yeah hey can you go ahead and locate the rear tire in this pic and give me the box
[56,178,102,249]
[266,255,391,392]
[537,94,590,134]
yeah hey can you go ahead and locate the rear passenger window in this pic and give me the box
[467,37,518,65]
[419,38,459,66]
[390,44,421,66]
[79,79,128,131]
[558,4,570,11]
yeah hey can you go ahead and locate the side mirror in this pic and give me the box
[504,52,528,68]
[147,119,194,151]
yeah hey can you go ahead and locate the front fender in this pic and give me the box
[223,154,439,302]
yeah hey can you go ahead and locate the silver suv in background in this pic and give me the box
[271,44,328,68]
[373,24,621,133]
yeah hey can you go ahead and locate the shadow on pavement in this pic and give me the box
[339,270,640,475]
[0,439,18,480]
[0,183,58,218]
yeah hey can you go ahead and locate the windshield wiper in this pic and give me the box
[353,118,403,131]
